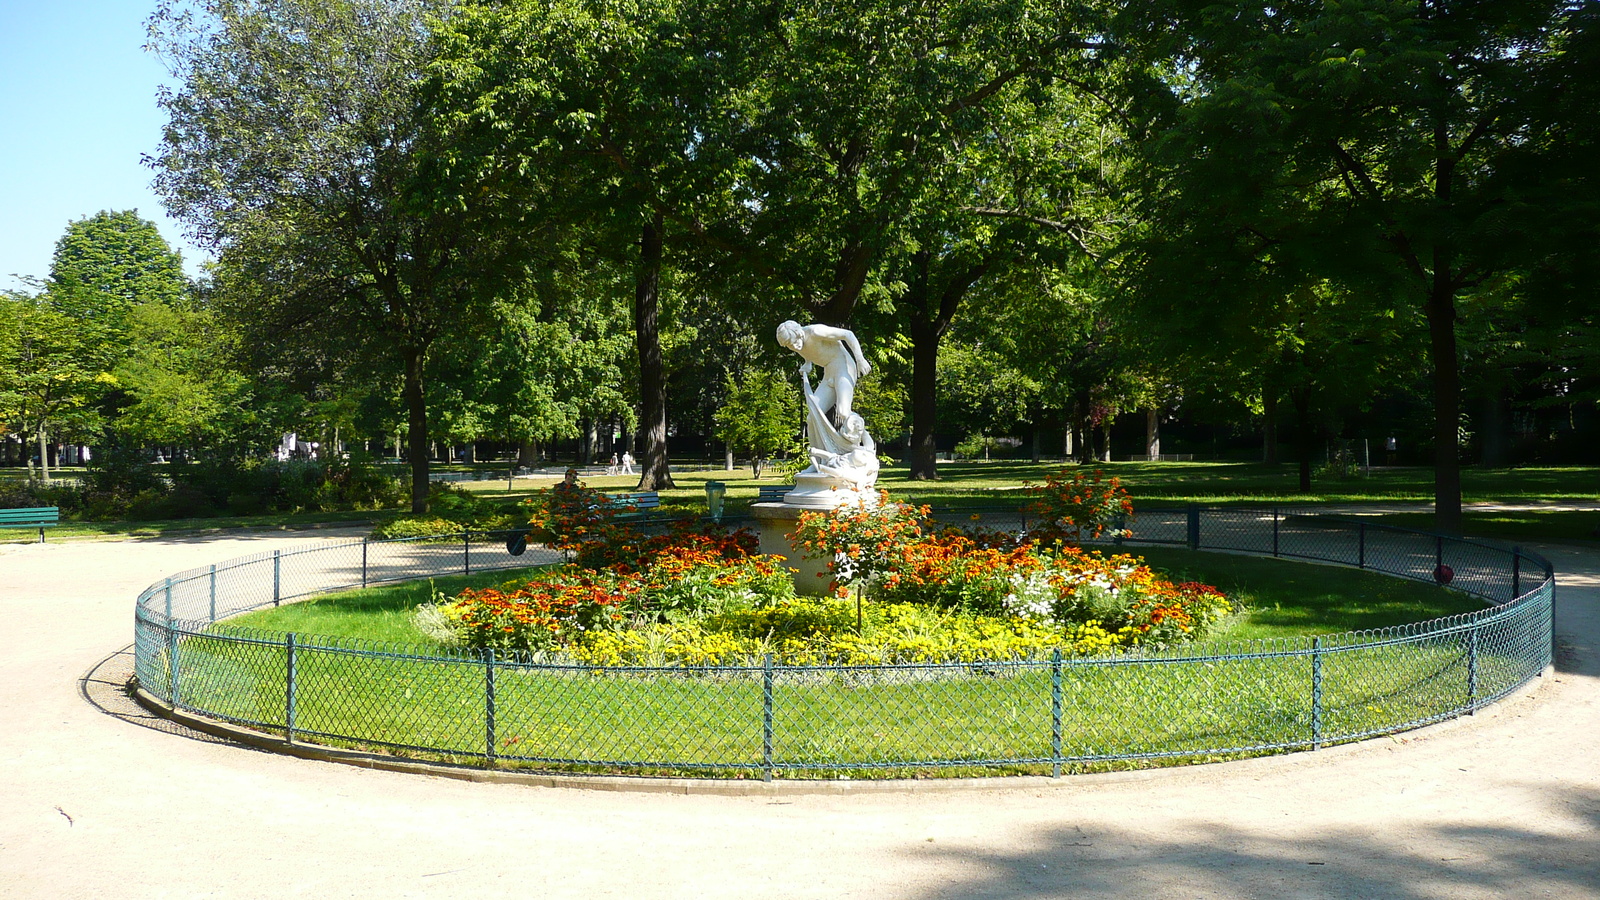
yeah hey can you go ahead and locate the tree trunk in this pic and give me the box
[1030,424,1041,464]
[725,446,735,471]
[1428,284,1463,534]
[517,441,538,469]
[1074,393,1094,465]
[462,441,476,465]
[1064,423,1074,459]
[1263,388,1279,465]
[1291,388,1312,492]
[1145,409,1160,460]
[634,213,675,490]
[908,316,941,480]
[1099,422,1112,463]
[401,346,430,514]
[37,428,49,482]
[579,418,596,465]
[1478,386,1511,466]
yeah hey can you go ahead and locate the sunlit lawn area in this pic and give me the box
[465,460,1599,510]
[10,460,1594,544]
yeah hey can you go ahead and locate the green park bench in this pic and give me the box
[603,491,661,520]
[756,485,794,503]
[1,507,60,543]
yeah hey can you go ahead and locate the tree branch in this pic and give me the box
[1328,141,1427,283]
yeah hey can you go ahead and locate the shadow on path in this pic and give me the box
[910,797,1600,899]
[78,645,262,751]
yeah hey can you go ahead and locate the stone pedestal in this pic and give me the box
[750,502,833,596]
[781,472,879,510]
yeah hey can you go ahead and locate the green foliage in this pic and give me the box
[48,210,186,334]
[1120,0,1595,517]
[938,343,1041,443]
[713,369,801,477]
[371,517,467,542]
[792,495,929,592]
[0,290,113,478]
[0,478,61,510]
[151,0,553,513]
[1023,468,1135,542]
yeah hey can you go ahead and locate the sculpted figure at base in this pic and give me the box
[775,320,880,508]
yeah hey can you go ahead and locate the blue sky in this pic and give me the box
[0,1,208,291]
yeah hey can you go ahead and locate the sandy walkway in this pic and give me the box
[1,531,1596,899]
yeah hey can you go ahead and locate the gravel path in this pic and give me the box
[1,531,1596,899]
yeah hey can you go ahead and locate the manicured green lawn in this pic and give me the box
[232,566,553,643]
[1371,509,1600,545]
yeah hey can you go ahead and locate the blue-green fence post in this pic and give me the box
[1186,504,1200,551]
[208,564,217,623]
[1511,548,1521,600]
[1467,626,1479,713]
[361,539,369,589]
[1050,650,1063,778]
[464,529,472,574]
[273,550,282,606]
[762,654,775,782]
[286,633,298,743]
[485,649,497,764]
[1358,524,1367,569]
[165,577,178,705]
[1272,507,1280,557]
[1311,637,1324,749]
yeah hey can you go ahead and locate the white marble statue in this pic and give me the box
[776,320,880,508]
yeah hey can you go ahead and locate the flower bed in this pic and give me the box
[421,475,1232,665]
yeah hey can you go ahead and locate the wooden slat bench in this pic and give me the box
[1,507,59,543]
[756,485,794,503]
[603,491,661,520]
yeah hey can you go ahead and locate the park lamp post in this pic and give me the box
[704,480,727,522]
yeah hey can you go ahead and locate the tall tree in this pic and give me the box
[1121,0,1587,532]
[0,291,112,480]
[151,0,548,512]
[728,1,1116,478]
[49,209,188,338]
[435,0,762,490]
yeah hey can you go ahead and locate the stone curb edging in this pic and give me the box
[134,666,1554,797]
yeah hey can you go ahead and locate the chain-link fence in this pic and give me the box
[134,507,1554,778]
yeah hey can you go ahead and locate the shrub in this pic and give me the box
[433,570,630,652]
[1023,468,1134,543]
[792,492,929,592]
[0,478,62,510]
[522,482,627,560]
[126,484,218,520]
[425,517,797,651]
[566,599,1123,666]
[371,517,462,541]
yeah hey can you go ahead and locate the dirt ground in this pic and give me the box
[1,529,1596,899]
